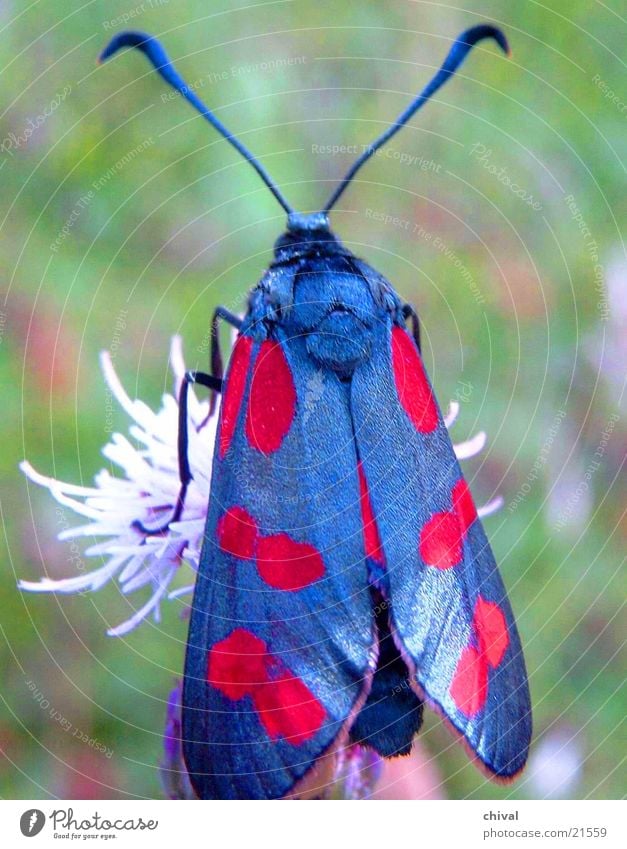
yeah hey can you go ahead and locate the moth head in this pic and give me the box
[272,212,338,259]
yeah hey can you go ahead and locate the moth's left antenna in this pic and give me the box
[99,31,294,215]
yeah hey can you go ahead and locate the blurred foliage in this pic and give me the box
[0,0,624,800]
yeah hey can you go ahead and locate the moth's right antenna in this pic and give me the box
[99,31,294,215]
[323,25,510,213]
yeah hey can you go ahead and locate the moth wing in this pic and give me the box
[351,319,531,778]
[183,328,375,799]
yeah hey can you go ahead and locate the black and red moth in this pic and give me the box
[100,24,532,799]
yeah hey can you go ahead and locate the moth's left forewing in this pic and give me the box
[184,327,377,799]
[350,317,532,779]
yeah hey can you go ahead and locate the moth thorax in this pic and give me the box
[305,309,373,377]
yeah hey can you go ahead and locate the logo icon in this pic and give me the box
[20,810,45,837]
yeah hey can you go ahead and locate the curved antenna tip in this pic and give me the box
[98,30,153,65]
[459,24,510,57]
[322,23,511,213]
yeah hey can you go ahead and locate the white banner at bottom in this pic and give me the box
[1,799,623,848]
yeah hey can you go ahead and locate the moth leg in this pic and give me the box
[402,303,421,353]
[133,369,222,535]
[210,306,242,383]
[134,304,239,534]
[204,306,242,418]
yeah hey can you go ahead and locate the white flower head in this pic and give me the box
[19,337,217,636]
[19,337,500,635]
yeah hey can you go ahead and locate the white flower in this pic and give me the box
[19,337,217,636]
[19,338,501,636]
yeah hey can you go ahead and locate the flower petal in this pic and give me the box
[443,401,460,429]
[477,496,504,519]
[454,431,486,460]
[107,565,177,636]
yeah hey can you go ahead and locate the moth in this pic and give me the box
[100,24,532,800]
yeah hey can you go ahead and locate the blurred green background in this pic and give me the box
[0,0,624,800]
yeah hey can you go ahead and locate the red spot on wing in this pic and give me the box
[449,598,509,716]
[256,533,325,591]
[246,340,296,454]
[206,628,326,744]
[216,505,323,591]
[419,511,463,569]
[450,645,488,717]
[391,326,438,433]
[443,488,510,713]
[206,629,268,700]
[453,479,478,533]
[255,671,326,744]
[217,506,258,559]
[219,335,253,458]
[473,597,509,668]
[420,479,478,569]
[357,461,385,565]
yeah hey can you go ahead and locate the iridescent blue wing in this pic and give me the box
[350,318,531,778]
[182,325,375,800]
